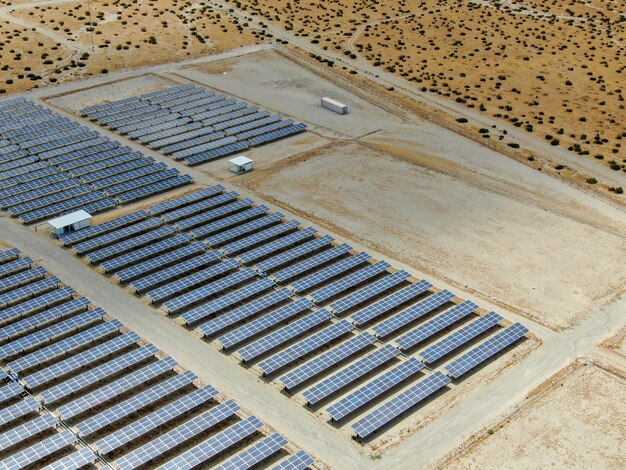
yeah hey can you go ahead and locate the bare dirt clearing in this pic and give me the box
[237,141,626,330]
[446,363,625,470]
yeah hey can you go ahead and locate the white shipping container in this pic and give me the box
[321,97,348,115]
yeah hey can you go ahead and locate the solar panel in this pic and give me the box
[147,258,239,304]
[85,225,177,264]
[219,219,300,256]
[255,235,335,273]
[19,193,116,225]
[271,243,352,284]
[22,331,141,389]
[9,186,91,216]
[236,227,317,265]
[309,260,391,304]
[326,358,424,422]
[113,399,239,469]
[418,311,504,364]
[159,415,265,470]
[0,396,39,427]
[185,141,251,165]
[131,251,223,294]
[248,123,307,146]
[77,370,198,438]
[100,233,193,273]
[215,432,288,470]
[203,212,283,247]
[372,290,456,338]
[174,198,254,232]
[0,382,24,404]
[395,300,479,351]
[303,344,399,406]
[57,356,177,420]
[181,277,275,325]
[115,242,207,284]
[279,332,377,391]
[0,248,21,263]
[115,174,193,205]
[0,173,69,200]
[350,280,433,326]
[100,167,179,195]
[330,270,411,314]
[80,156,154,183]
[43,446,98,470]
[351,371,451,439]
[236,309,333,363]
[199,287,293,338]
[159,192,239,224]
[291,252,371,294]
[124,115,189,137]
[0,276,61,308]
[0,309,103,361]
[1,167,58,189]
[444,322,528,378]
[0,179,83,210]
[258,320,354,376]
[162,268,258,314]
[0,429,77,470]
[9,319,123,374]
[188,206,269,241]
[0,266,47,294]
[97,385,220,455]
[40,343,159,404]
[149,185,225,215]
[0,413,58,453]
[272,450,314,470]
[0,259,38,282]
[139,122,204,145]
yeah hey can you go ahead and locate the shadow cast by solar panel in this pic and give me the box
[351,383,450,443]
[375,300,456,341]
[446,336,530,385]
[0,419,58,460]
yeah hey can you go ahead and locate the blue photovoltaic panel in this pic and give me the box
[0,413,58,453]
[272,450,314,470]
[131,251,223,294]
[85,225,177,264]
[395,300,479,351]
[237,309,333,363]
[220,219,300,256]
[190,205,269,240]
[309,261,391,304]
[215,432,288,470]
[8,320,123,374]
[258,320,354,376]
[73,217,163,254]
[372,290,456,338]
[248,123,307,146]
[96,385,220,454]
[77,370,197,438]
[351,371,451,439]
[139,122,204,145]
[185,141,251,166]
[81,156,155,184]
[9,186,92,216]
[148,185,225,215]
[114,399,240,469]
[115,242,206,283]
[162,268,257,314]
[0,276,60,308]
[0,397,39,427]
[303,344,399,405]
[199,287,293,338]
[0,266,47,293]
[0,430,77,470]
[0,247,21,263]
[40,343,159,404]
[291,252,371,294]
[0,382,24,404]
[181,277,275,325]
[57,356,177,420]
[174,198,254,232]
[100,167,179,195]
[237,227,317,265]
[159,416,265,470]
[279,332,376,390]
[147,258,239,303]
[100,233,193,274]
[43,446,97,470]
[326,358,424,422]
[271,243,352,284]
[350,280,433,326]
[19,193,117,225]
[214,296,310,350]
[60,210,149,246]
[418,311,503,364]
[115,174,193,204]
[330,270,411,314]
[444,322,528,378]
[255,235,335,273]
[159,192,237,223]
[0,309,103,361]
[203,212,283,247]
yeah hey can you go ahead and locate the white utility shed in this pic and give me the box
[321,97,348,115]
[48,210,92,238]
[229,155,254,174]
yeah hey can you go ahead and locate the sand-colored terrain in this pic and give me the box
[238,141,626,330]
[0,0,260,94]
[446,363,625,470]
[233,0,626,174]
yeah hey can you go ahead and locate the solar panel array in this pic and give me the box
[59,185,530,441]
[0,98,193,224]
[0,246,313,469]
[81,84,307,166]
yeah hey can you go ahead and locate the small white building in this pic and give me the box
[229,155,254,174]
[321,97,348,115]
[48,210,92,238]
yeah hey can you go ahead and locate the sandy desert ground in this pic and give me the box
[232,0,626,175]
[446,363,625,470]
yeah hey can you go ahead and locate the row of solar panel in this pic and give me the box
[0,247,315,469]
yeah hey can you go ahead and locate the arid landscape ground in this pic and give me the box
[0,0,624,469]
